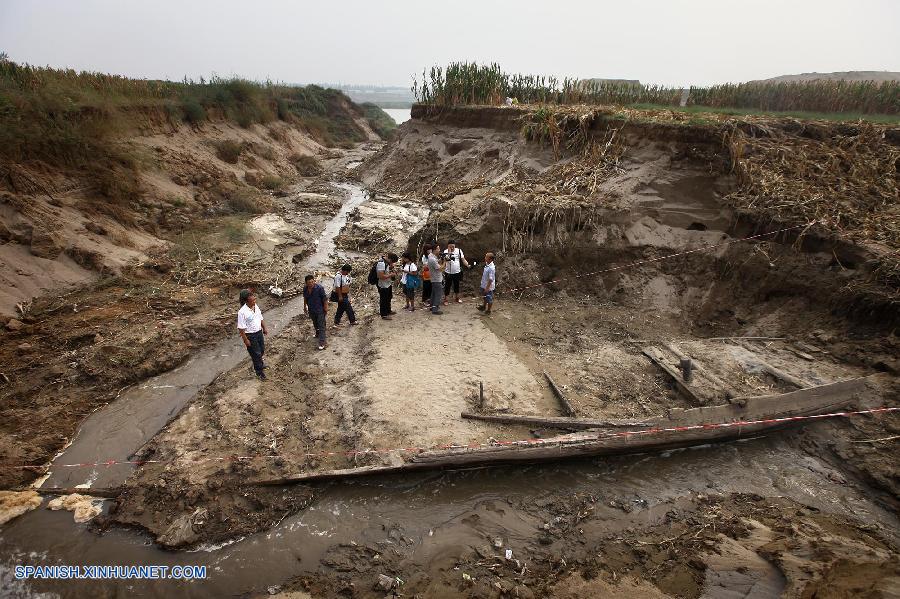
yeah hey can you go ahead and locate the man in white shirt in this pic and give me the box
[237,290,268,379]
[477,252,496,315]
[332,264,357,326]
[442,240,470,305]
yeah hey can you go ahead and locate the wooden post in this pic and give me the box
[642,346,703,405]
[479,381,484,410]
[680,358,693,382]
[664,342,736,401]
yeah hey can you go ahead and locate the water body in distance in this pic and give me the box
[383,108,411,125]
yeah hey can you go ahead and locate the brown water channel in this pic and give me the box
[2,435,897,597]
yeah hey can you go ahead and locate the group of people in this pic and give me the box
[236,241,496,379]
[373,241,495,318]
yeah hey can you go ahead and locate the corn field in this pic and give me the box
[413,62,899,115]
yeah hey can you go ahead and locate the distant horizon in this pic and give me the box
[3,56,899,91]
[2,0,898,88]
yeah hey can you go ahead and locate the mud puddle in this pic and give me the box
[3,434,897,597]
[37,183,369,491]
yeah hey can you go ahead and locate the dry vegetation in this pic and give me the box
[722,120,900,285]
[413,62,900,116]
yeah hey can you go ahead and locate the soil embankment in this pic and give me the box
[0,86,385,490]
[2,102,898,598]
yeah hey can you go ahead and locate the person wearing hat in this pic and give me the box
[237,289,268,379]
[332,264,357,326]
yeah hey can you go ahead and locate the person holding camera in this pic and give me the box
[442,240,469,305]
[332,264,357,327]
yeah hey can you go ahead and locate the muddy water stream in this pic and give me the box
[38,183,369,491]
[3,436,898,597]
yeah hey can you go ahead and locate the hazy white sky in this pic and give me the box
[1,0,898,87]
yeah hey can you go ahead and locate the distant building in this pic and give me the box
[580,78,642,87]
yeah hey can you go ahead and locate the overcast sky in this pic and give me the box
[1,0,898,87]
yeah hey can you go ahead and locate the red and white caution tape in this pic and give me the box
[6,405,896,472]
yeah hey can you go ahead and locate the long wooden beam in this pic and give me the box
[257,376,874,485]
[38,487,122,498]
[460,412,650,430]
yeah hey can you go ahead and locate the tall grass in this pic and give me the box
[0,60,372,169]
[414,62,899,116]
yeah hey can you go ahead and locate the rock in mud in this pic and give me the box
[85,222,107,236]
[158,512,201,548]
[0,490,43,525]
[29,228,63,259]
[5,318,24,332]
[46,493,102,523]
[375,574,398,591]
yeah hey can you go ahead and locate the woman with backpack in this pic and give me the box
[400,252,420,311]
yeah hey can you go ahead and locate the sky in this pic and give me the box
[1,0,898,88]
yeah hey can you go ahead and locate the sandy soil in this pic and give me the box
[361,306,554,448]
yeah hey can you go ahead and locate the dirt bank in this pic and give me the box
[0,108,382,489]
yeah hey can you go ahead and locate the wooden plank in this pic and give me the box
[656,375,871,426]
[544,371,576,416]
[258,376,873,485]
[460,412,650,430]
[642,346,703,405]
[38,487,122,498]
[757,360,813,389]
[736,343,814,388]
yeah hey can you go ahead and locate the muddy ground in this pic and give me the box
[4,107,900,598]
[0,140,375,490]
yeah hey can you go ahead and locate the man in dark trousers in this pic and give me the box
[303,274,329,350]
[237,290,268,379]
[427,244,445,315]
[442,240,470,305]
[376,252,399,320]
[332,264,357,326]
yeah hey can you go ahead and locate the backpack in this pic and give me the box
[367,260,381,285]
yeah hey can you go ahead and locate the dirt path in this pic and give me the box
[361,303,557,448]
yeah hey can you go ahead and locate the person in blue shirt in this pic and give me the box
[303,274,329,350]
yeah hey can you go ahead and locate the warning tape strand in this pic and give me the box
[7,406,896,472]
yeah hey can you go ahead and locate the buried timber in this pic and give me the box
[7,104,900,598]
